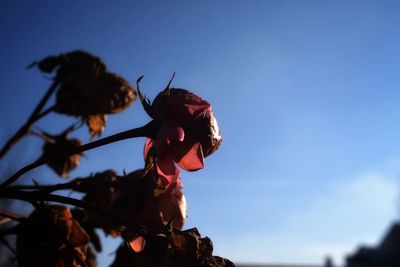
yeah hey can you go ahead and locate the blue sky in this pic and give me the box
[1,0,400,265]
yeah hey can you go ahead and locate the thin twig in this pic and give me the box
[0,80,59,159]
[8,179,82,192]
[0,120,158,190]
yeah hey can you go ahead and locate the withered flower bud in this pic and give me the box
[40,132,82,178]
[33,50,136,137]
[55,72,135,116]
[16,205,90,267]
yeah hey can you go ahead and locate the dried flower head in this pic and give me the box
[75,170,120,236]
[40,131,82,178]
[110,228,235,267]
[16,205,90,267]
[32,50,136,137]
[55,72,135,117]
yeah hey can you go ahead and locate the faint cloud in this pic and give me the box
[216,172,399,265]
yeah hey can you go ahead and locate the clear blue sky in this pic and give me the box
[1,1,400,265]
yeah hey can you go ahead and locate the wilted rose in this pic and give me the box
[142,87,222,185]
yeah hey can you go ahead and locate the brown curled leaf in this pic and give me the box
[86,114,107,138]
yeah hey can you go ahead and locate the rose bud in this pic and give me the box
[139,79,222,185]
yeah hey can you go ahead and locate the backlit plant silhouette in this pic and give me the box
[0,51,234,267]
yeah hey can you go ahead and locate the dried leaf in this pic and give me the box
[86,114,107,138]
[41,133,83,178]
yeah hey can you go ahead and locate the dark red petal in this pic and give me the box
[167,92,211,120]
[155,120,185,159]
[156,159,180,185]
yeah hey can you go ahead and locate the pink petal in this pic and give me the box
[156,158,180,185]
[155,120,185,158]
[127,235,146,253]
[157,181,187,229]
[175,142,204,171]
[143,138,153,159]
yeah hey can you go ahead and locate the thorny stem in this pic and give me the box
[0,120,158,191]
[0,80,59,159]
[0,190,155,238]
